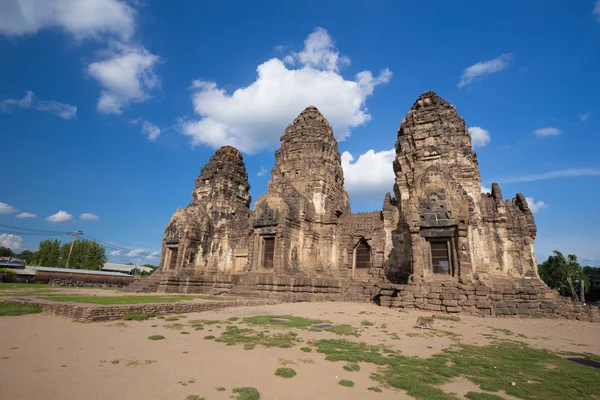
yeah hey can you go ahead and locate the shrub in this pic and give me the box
[0,268,15,275]
[123,312,155,321]
[274,367,297,378]
[148,335,165,341]
[339,380,354,388]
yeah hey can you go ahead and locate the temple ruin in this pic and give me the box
[126,91,598,322]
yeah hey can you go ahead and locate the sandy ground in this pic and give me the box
[1,301,599,400]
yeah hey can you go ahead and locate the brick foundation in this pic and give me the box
[3,297,280,322]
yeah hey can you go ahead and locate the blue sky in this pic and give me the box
[1,0,599,266]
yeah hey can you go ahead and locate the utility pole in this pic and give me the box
[65,230,83,269]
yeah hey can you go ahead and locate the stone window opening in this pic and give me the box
[186,251,196,267]
[168,247,178,270]
[352,238,371,277]
[261,236,275,269]
[429,239,452,275]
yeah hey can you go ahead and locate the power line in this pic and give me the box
[0,223,71,235]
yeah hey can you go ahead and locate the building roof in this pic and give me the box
[28,266,132,277]
[101,263,154,274]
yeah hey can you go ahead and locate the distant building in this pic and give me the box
[101,262,154,275]
[0,257,26,270]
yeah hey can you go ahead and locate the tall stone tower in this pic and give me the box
[252,106,351,274]
[392,91,537,283]
[268,106,351,221]
[159,146,251,274]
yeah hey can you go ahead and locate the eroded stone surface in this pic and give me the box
[124,92,598,322]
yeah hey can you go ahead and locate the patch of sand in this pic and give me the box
[1,301,598,400]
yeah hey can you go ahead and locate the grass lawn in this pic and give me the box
[0,283,54,289]
[38,295,218,304]
[0,301,42,316]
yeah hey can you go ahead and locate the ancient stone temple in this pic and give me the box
[125,91,598,322]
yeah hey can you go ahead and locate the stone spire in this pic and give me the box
[189,145,251,223]
[268,106,350,220]
[394,91,481,200]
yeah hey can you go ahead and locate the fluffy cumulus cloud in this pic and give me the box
[595,0,600,22]
[0,202,19,214]
[16,212,36,219]
[533,127,560,137]
[468,126,491,148]
[0,233,23,250]
[481,185,492,194]
[146,251,160,260]
[526,197,547,213]
[181,27,392,154]
[1,91,76,119]
[46,210,73,223]
[79,213,99,221]
[110,250,121,256]
[0,0,136,40]
[341,149,396,202]
[458,53,513,88]
[88,43,161,114]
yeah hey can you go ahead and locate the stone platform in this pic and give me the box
[4,296,280,322]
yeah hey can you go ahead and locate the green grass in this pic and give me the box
[274,367,297,378]
[165,316,180,321]
[204,335,215,340]
[231,387,260,400]
[339,380,354,388]
[343,363,360,372]
[38,295,214,304]
[325,324,360,337]
[148,335,165,341]
[0,301,42,316]
[0,283,51,289]
[215,387,226,391]
[215,325,300,350]
[433,315,461,322]
[361,320,375,326]
[465,392,505,400]
[122,312,155,321]
[185,396,205,400]
[310,338,600,400]
[300,347,312,353]
[180,331,190,335]
[368,386,382,392]
[243,315,325,329]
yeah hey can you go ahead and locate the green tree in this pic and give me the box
[538,251,589,301]
[37,239,62,266]
[0,246,15,258]
[58,239,107,270]
[16,250,35,264]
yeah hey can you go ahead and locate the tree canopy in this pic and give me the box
[538,250,590,301]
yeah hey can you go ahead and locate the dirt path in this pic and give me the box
[1,302,598,400]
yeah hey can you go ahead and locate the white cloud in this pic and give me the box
[141,120,160,141]
[284,27,350,72]
[79,213,99,221]
[16,212,36,219]
[46,210,73,223]
[500,168,600,183]
[468,126,491,148]
[525,197,547,213]
[1,91,77,119]
[578,112,592,121]
[181,27,391,154]
[88,43,160,114]
[127,248,144,257]
[533,127,560,137]
[146,251,160,260]
[0,233,23,250]
[0,202,19,214]
[458,53,513,88]
[341,148,395,202]
[110,250,122,256]
[257,167,268,177]
[594,0,600,22]
[0,0,136,41]
[481,185,491,194]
